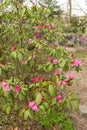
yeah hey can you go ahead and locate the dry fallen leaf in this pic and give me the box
[14,127,18,130]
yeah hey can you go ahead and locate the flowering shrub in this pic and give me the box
[0,1,82,130]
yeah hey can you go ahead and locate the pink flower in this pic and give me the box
[28,38,33,43]
[35,33,39,39]
[48,57,53,62]
[71,53,74,57]
[54,70,60,76]
[57,81,62,86]
[41,36,45,40]
[56,95,62,104]
[47,23,55,30]
[48,27,52,31]
[56,95,62,100]
[62,81,68,86]
[41,97,45,103]
[58,99,62,103]
[11,45,16,51]
[67,74,75,80]
[41,77,45,82]
[50,23,55,28]
[71,60,83,67]
[0,64,3,67]
[1,81,10,92]
[37,25,43,29]
[22,60,27,65]
[52,59,58,64]
[15,85,21,93]
[32,2,35,5]
[57,81,68,86]
[29,102,39,112]
[52,44,57,48]
[6,11,11,14]
[35,77,40,82]
[31,78,36,83]
[31,77,40,83]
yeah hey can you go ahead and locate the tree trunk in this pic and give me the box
[67,0,72,23]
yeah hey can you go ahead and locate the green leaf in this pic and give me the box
[48,64,53,71]
[18,52,23,62]
[24,110,29,120]
[21,8,26,17]
[0,12,2,17]
[11,51,17,59]
[39,105,45,111]
[14,105,18,111]
[36,92,42,105]
[5,0,11,5]
[60,59,66,68]
[6,106,11,114]
[48,85,55,96]
[0,68,2,76]
[52,98,56,105]
[19,108,25,117]
[67,100,72,110]
[74,102,79,111]
[43,102,49,109]
[28,109,34,120]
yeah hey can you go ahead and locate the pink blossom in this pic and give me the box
[41,77,45,82]
[47,23,55,30]
[0,64,3,67]
[28,38,33,43]
[35,77,40,82]
[15,85,21,93]
[71,60,83,67]
[37,25,43,29]
[11,45,16,51]
[48,27,52,31]
[58,99,62,103]
[54,70,60,76]
[22,60,27,65]
[56,95,62,100]
[52,59,58,64]
[41,97,45,103]
[48,57,53,62]
[57,81,62,86]
[35,33,39,39]
[62,81,68,86]
[31,77,40,83]
[67,74,75,80]
[1,81,10,92]
[50,23,55,28]
[52,44,57,48]
[56,95,62,103]
[32,2,35,5]
[6,11,11,14]
[57,81,68,86]
[41,36,45,40]
[29,102,39,112]
[70,53,74,57]
[31,78,36,83]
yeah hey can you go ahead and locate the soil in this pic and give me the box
[69,57,87,130]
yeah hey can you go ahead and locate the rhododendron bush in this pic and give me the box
[0,1,82,129]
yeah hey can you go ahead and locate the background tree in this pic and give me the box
[38,0,62,17]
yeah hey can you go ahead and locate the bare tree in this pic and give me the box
[67,0,72,22]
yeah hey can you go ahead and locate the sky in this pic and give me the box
[24,0,87,16]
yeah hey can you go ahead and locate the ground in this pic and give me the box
[70,48,87,130]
